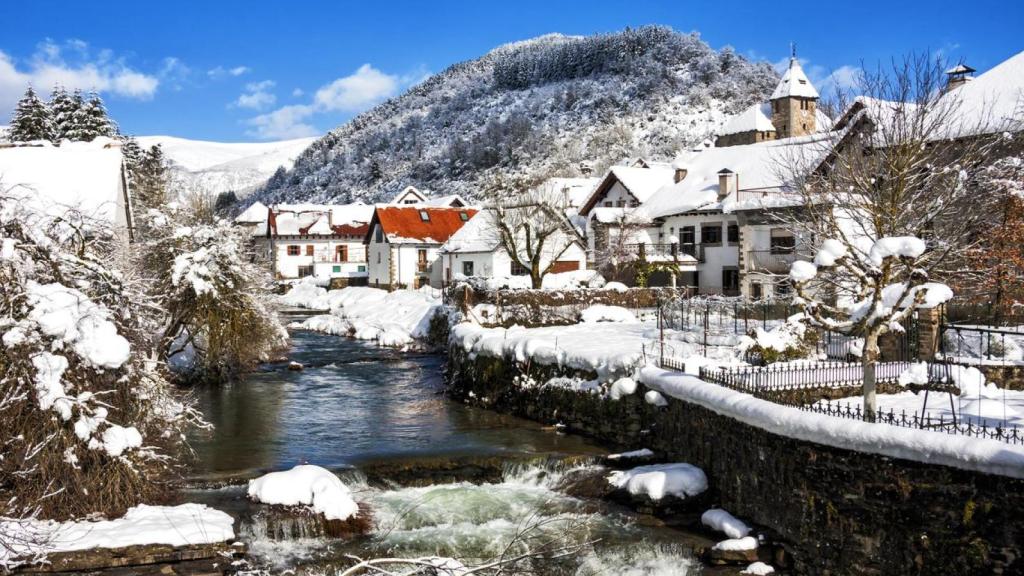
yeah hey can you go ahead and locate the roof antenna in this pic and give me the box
[790,42,797,60]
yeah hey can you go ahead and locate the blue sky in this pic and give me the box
[1,0,1020,142]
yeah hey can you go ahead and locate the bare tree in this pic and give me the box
[487,179,584,289]
[783,53,1003,418]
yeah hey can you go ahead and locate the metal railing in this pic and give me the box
[735,188,803,205]
[623,243,703,263]
[698,361,915,394]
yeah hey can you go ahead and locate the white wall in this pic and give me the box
[271,236,367,280]
[594,181,638,208]
[659,213,740,293]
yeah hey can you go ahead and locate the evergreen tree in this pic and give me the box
[62,89,92,142]
[133,145,170,218]
[80,92,117,140]
[8,85,54,142]
[48,86,79,142]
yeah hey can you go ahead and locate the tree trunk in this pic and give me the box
[530,261,542,289]
[862,331,880,422]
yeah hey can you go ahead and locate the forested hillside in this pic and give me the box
[250,26,778,205]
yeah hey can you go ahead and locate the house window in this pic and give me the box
[375,226,383,243]
[751,282,763,299]
[336,245,348,262]
[681,226,695,245]
[377,252,381,264]
[357,265,366,272]
[616,200,625,207]
[462,261,475,276]
[305,245,314,256]
[332,265,342,273]
[287,245,300,256]
[727,224,739,244]
[419,210,430,221]
[604,201,612,207]
[459,211,469,221]
[723,269,739,292]
[298,265,314,278]
[770,229,796,253]
[701,225,722,245]
[511,261,529,276]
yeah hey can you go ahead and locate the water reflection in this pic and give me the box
[190,328,605,478]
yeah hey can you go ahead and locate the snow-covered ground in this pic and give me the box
[0,504,235,569]
[282,284,441,348]
[137,135,316,197]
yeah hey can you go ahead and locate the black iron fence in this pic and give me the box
[697,361,916,395]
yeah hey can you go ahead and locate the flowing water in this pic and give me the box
[188,320,722,575]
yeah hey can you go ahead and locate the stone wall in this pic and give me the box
[447,349,1024,576]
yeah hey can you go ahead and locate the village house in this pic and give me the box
[365,205,478,289]
[233,200,269,237]
[0,137,134,242]
[438,208,588,283]
[261,203,374,284]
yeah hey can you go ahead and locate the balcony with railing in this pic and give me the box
[734,187,804,208]
[746,248,800,273]
[623,243,703,264]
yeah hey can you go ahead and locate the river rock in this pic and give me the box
[287,361,304,371]
[11,542,243,574]
[249,504,371,540]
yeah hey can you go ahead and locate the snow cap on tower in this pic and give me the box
[771,48,820,100]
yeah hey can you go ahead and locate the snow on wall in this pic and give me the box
[639,366,1024,479]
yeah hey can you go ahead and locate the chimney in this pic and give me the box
[579,160,593,177]
[944,63,976,94]
[672,160,688,183]
[717,168,736,200]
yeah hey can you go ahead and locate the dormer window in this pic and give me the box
[419,210,430,221]
[459,211,469,221]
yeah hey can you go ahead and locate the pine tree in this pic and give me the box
[8,86,54,142]
[49,86,79,142]
[62,89,92,142]
[80,92,117,140]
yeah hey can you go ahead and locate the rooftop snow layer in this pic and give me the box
[770,57,820,100]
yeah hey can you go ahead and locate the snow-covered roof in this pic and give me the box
[0,138,129,231]
[637,133,832,219]
[439,210,498,253]
[234,201,268,224]
[937,49,1024,138]
[945,63,976,75]
[580,165,675,215]
[267,202,374,237]
[420,194,468,207]
[771,57,820,100]
[720,103,776,136]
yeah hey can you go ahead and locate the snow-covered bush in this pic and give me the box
[135,202,287,382]
[739,314,818,365]
[0,194,204,529]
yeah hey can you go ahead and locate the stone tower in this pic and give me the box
[770,51,819,139]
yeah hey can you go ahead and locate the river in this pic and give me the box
[185,321,726,575]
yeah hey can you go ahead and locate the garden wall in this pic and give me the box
[447,348,1024,575]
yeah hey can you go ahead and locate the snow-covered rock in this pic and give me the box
[701,508,751,540]
[606,463,708,500]
[286,286,440,348]
[248,464,359,521]
[0,504,234,567]
[742,561,776,575]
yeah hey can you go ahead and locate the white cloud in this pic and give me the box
[313,63,398,112]
[0,39,161,114]
[208,65,250,79]
[244,63,428,141]
[234,79,276,110]
[245,104,318,140]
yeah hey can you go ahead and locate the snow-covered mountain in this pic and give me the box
[247,26,779,207]
[137,135,317,198]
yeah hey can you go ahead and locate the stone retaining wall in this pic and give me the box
[452,286,683,327]
[447,348,1024,576]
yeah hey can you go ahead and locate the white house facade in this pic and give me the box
[365,206,478,290]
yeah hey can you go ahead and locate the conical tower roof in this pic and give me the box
[771,57,819,100]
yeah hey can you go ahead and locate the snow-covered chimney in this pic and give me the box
[579,160,593,177]
[944,63,975,94]
[717,168,736,200]
[672,159,688,183]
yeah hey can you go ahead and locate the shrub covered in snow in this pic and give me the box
[0,194,205,528]
[580,304,638,324]
[135,202,287,382]
[739,314,817,364]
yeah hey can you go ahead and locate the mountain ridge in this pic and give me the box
[246,25,779,207]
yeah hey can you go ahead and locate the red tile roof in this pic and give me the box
[369,206,478,244]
